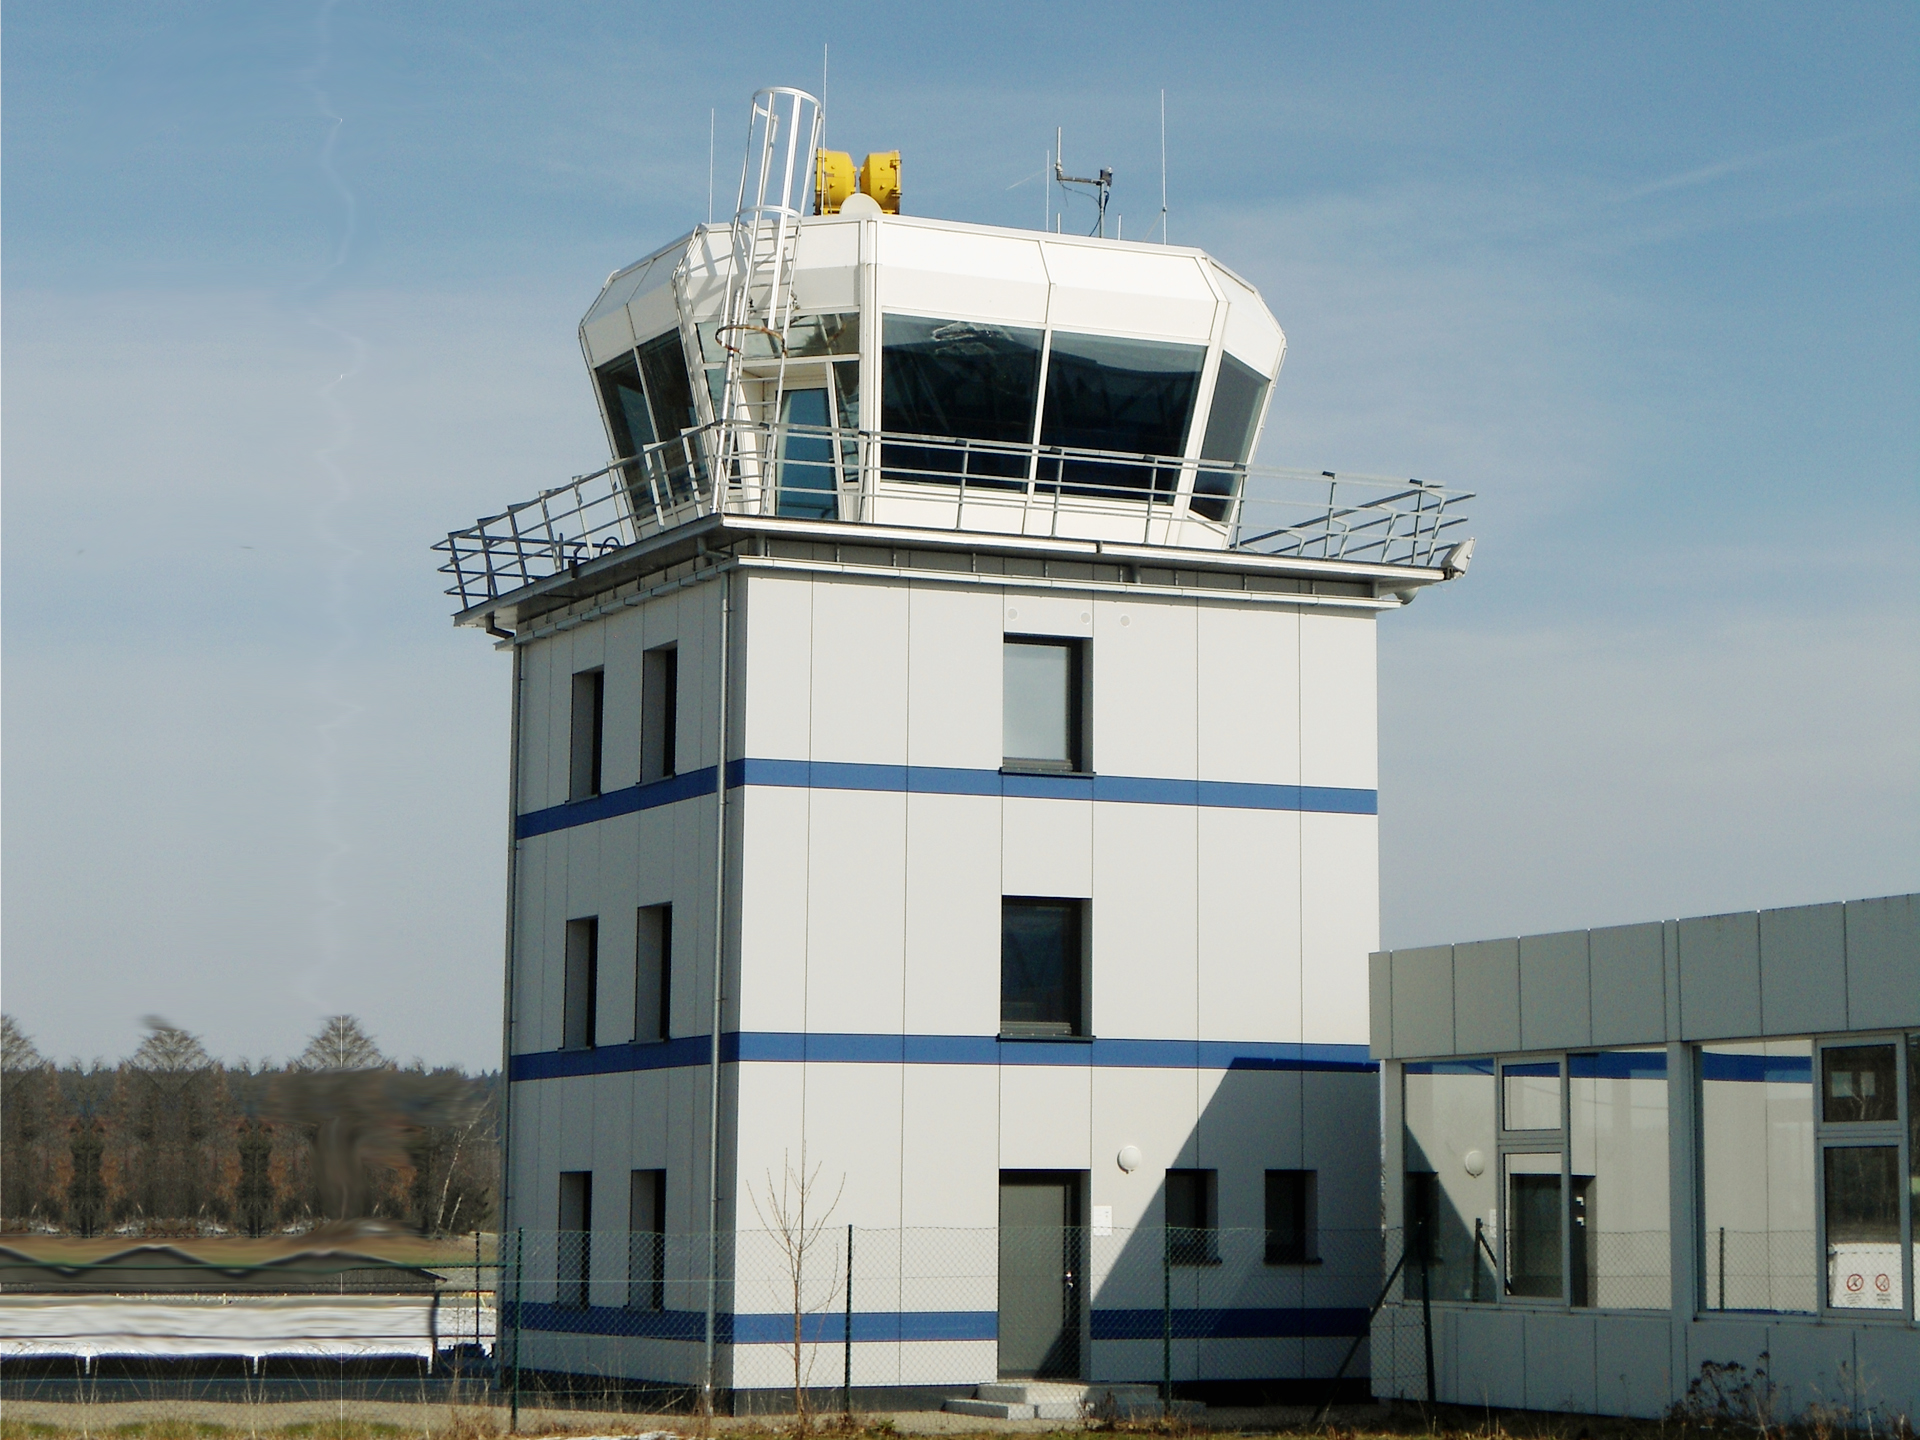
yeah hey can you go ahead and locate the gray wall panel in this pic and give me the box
[1676,911,1761,1040]
[1523,1312,1597,1415]
[1453,939,1521,1054]
[1520,929,1591,1050]
[1845,893,1920,1029]
[1589,922,1667,1046]
[1389,945,1454,1058]
[1757,902,1846,1036]
[1369,950,1391,1058]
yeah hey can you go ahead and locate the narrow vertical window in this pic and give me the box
[558,1172,592,1308]
[629,1169,666,1312]
[642,645,678,784]
[569,668,605,801]
[1003,638,1084,772]
[1264,1170,1315,1264]
[635,904,672,1042]
[1000,898,1085,1037]
[1165,1169,1217,1265]
[563,917,599,1050]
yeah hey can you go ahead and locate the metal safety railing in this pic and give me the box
[434,420,1473,613]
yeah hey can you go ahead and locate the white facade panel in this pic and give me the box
[741,573,814,760]
[874,223,1050,326]
[1298,813,1377,1045]
[808,576,910,765]
[998,1064,1092,1170]
[1298,609,1377,789]
[1092,803,1198,1042]
[903,794,1000,1036]
[1091,1067,1201,1225]
[906,584,1003,770]
[899,1065,999,1227]
[1196,602,1300,786]
[1001,796,1091,901]
[734,786,812,1035]
[1040,246,1217,342]
[1197,807,1302,1045]
[804,789,908,1033]
[1091,595,1196,781]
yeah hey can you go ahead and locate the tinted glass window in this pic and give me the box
[882,315,1041,485]
[1039,332,1204,499]
[779,387,837,519]
[1001,899,1083,1036]
[597,353,656,460]
[1193,353,1268,521]
[1823,1044,1898,1123]
[637,332,698,444]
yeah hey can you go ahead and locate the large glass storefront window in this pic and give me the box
[1404,1060,1497,1302]
[1568,1049,1669,1309]
[881,316,1041,485]
[1699,1040,1816,1313]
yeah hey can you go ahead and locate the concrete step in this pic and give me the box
[944,1382,1202,1422]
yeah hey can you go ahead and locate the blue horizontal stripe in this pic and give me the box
[1091,1306,1369,1340]
[1701,1051,1814,1084]
[515,1304,1361,1343]
[1404,1058,1496,1076]
[517,760,1377,839]
[1503,1061,1559,1077]
[510,1033,1373,1082]
[517,767,718,839]
[1570,1050,1668,1080]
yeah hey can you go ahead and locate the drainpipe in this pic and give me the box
[703,565,733,1413]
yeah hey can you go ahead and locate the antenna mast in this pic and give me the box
[1054,126,1114,238]
[1159,90,1168,243]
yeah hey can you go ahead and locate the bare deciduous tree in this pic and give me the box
[749,1152,846,1429]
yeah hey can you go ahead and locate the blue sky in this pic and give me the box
[5,1,1915,1067]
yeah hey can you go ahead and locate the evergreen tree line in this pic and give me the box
[0,1014,498,1238]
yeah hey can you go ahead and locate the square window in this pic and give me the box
[1501,1060,1561,1131]
[1264,1170,1315,1264]
[1165,1169,1217,1265]
[1822,1043,1898,1124]
[1003,638,1084,772]
[1000,899,1085,1037]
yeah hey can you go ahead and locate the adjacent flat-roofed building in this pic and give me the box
[1369,893,1920,1423]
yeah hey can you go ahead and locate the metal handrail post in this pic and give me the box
[1160,1225,1172,1410]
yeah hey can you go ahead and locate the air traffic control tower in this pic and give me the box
[437,88,1473,1410]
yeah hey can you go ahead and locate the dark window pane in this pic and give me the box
[881,315,1041,486]
[1822,1044,1898,1123]
[786,311,859,357]
[1265,1170,1312,1264]
[597,353,655,460]
[558,1172,592,1308]
[778,387,838,518]
[1504,1156,1562,1299]
[1166,1169,1216,1265]
[637,331,698,443]
[1824,1146,1902,1310]
[1193,353,1267,521]
[1038,332,1204,500]
[1003,640,1077,768]
[1001,900,1082,1036]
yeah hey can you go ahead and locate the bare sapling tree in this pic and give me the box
[749,1151,846,1430]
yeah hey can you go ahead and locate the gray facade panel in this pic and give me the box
[1518,929,1591,1051]
[1676,911,1761,1040]
[1756,901,1846,1036]
[1521,1312,1596,1414]
[1589,922,1667,1046]
[1389,945,1455,1057]
[1844,892,1920,1028]
[1452,939,1520,1055]
[1369,950,1392,1058]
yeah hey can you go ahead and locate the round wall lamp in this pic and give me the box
[1463,1149,1486,1177]
[1116,1145,1142,1173]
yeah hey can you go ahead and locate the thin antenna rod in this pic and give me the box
[821,43,828,150]
[1159,89,1168,243]
[707,108,715,223]
[1044,146,1050,231]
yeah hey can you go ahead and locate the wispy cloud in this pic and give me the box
[1620,121,1900,201]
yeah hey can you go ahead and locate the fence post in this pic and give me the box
[1418,1217,1435,1407]
[475,1230,483,1372]
[1160,1225,1172,1411]
[510,1226,524,1433]
[1717,1226,1726,1310]
[844,1224,854,1418]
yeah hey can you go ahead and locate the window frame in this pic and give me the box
[562,916,599,1051]
[999,896,1089,1040]
[1001,635,1088,775]
[569,667,605,801]
[1164,1168,1219,1266]
[641,645,678,784]
[1264,1169,1318,1265]
[634,904,672,1043]
[1811,1033,1911,1321]
[1493,1055,1569,1309]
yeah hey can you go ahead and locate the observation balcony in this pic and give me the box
[434,417,1472,622]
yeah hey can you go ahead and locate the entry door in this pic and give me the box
[998,1172,1082,1379]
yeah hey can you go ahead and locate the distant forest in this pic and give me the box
[0,1014,499,1238]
